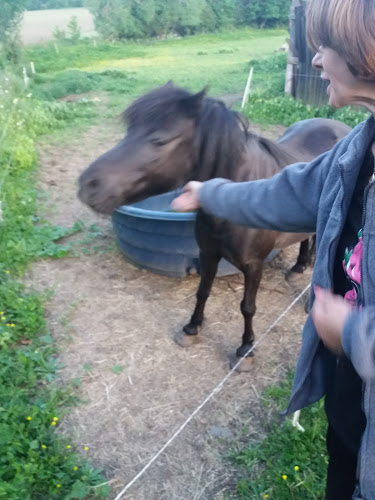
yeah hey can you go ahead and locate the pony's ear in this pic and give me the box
[179,89,206,118]
[163,80,174,88]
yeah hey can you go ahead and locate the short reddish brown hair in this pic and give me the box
[306,0,375,77]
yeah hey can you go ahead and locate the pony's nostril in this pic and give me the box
[88,179,100,189]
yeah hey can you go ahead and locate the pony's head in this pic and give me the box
[78,83,205,214]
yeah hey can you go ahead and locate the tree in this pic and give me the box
[240,0,291,27]
[206,0,236,29]
[130,0,156,37]
[26,1,83,9]
[175,0,206,36]
[86,0,139,39]
[0,0,27,64]
[86,0,292,40]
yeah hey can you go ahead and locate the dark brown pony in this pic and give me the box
[78,83,351,367]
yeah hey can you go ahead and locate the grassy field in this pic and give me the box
[25,28,288,100]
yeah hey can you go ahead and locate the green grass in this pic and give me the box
[0,73,108,499]
[230,374,327,500]
[25,28,288,99]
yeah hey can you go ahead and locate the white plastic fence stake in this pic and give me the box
[22,67,29,87]
[241,66,254,109]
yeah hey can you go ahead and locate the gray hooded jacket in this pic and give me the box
[199,116,375,499]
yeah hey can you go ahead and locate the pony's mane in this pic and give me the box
[123,85,193,130]
[195,98,299,180]
[122,84,299,181]
[194,97,249,180]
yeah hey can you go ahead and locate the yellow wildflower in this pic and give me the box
[53,417,59,421]
[5,271,10,274]
[282,475,287,481]
[84,446,89,451]
[42,445,47,449]
[51,421,56,426]
[294,465,299,471]
[66,445,71,449]
[10,323,14,327]
[27,416,32,421]
[73,466,78,471]
[56,484,61,488]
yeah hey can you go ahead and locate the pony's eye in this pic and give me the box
[150,137,169,147]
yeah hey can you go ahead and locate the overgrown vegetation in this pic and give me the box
[231,375,327,499]
[0,74,108,499]
[0,0,28,64]
[26,0,83,8]
[244,53,369,128]
[86,0,292,40]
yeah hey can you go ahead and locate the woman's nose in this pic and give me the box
[312,51,323,70]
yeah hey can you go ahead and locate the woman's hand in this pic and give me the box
[171,181,203,212]
[311,286,353,356]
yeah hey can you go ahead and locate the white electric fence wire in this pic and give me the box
[113,283,311,500]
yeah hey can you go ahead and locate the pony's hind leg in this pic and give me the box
[288,236,316,276]
[174,251,220,348]
[233,260,264,372]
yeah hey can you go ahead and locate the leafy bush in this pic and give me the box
[243,53,369,128]
[0,74,108,499]
[85,0,291,40]
[245,93,368,128]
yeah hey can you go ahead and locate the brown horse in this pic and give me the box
[78,83,351,367]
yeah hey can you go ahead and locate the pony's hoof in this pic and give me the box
[236,345,255,358]
[288,263,306,275]
[183,323,199,335]
[174,330,199,348]
[285,269,306,285]
[230,356,254,372]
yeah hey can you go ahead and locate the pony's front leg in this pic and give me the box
[233,260,264,371]
[174,251,220,348]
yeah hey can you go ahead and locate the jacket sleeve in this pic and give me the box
[199,147,339,233]
[342,308,375,380]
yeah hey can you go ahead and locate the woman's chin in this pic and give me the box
[328,92,341,109]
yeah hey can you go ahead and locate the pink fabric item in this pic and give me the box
[343,235,363,306]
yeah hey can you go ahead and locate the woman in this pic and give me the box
[172,0,375,498]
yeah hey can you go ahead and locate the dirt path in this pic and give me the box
[26,116,311,499]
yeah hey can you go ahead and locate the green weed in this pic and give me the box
[230,375,327,500]
[0,74,108,499]
[245,94,368,128]
[242,52,369,128]
[31,69,137,100]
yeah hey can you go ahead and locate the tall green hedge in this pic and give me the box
[87,0,292,40]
